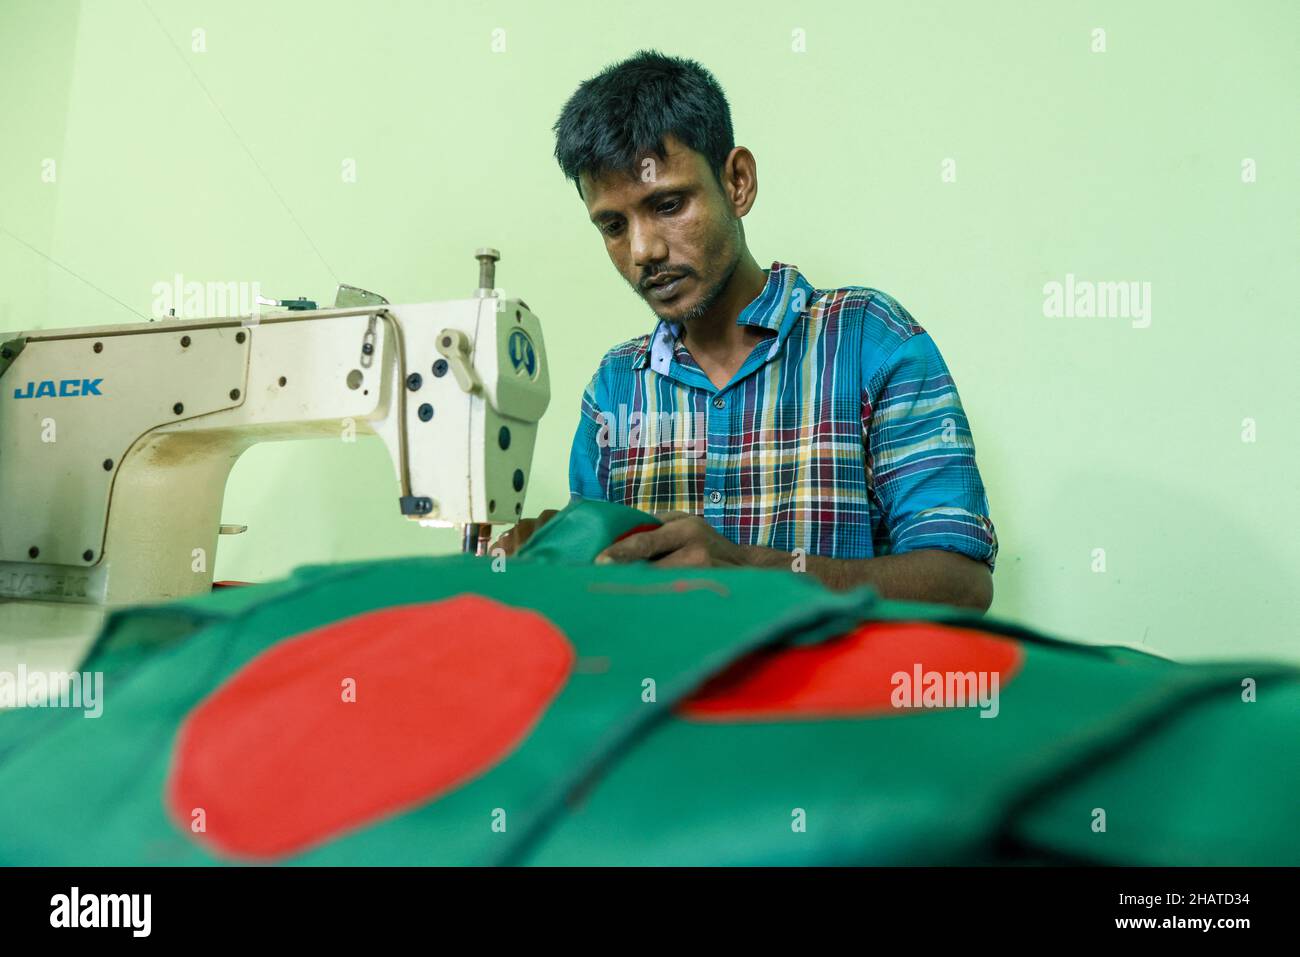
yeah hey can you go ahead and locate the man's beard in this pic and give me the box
[661,254,739,326]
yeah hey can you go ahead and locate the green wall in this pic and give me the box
[2,0,1296,663]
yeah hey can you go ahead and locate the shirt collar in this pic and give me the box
[633,261,812,371]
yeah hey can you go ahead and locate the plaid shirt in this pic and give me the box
[568,262,998,570]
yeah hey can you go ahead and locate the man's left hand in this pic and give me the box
[595,511,747,568]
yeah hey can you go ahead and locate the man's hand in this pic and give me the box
[490,508,559,556]
[595,511,748,568]
[593,510,992,612]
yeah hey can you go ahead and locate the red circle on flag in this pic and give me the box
[679,620,1024,720]
[167,595,573,860]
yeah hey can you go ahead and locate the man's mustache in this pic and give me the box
[639,268,693,291]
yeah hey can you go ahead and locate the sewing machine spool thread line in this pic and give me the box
[475,248,500,297]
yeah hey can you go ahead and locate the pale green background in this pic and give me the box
[2,1,1296,663]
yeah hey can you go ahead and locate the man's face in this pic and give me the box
[581,135,741,325]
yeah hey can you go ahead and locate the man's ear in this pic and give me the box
[722,146,758,217]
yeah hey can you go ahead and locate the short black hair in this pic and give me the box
[552,50,735,198]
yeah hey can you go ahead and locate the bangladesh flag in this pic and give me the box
[0,501,1294,865]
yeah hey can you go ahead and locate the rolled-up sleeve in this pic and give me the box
[864,332,998,571]
[567,370,607,502]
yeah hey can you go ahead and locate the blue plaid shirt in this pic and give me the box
[568,262,998,569]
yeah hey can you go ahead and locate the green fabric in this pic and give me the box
[515,499,662,564]
[0,553,875,865]
[0,499,1295,865]
[1010,681,1300,865]
[525,643,1299,865]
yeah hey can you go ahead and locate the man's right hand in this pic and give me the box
[490,508,559,556]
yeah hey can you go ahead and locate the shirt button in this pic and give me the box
[708,490,723,505]
[712,396,725,409]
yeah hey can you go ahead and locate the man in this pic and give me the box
[496,50,998,612]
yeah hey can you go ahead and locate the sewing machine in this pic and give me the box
[0,249,549,674]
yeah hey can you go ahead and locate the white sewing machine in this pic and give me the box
[0,249,549,674]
